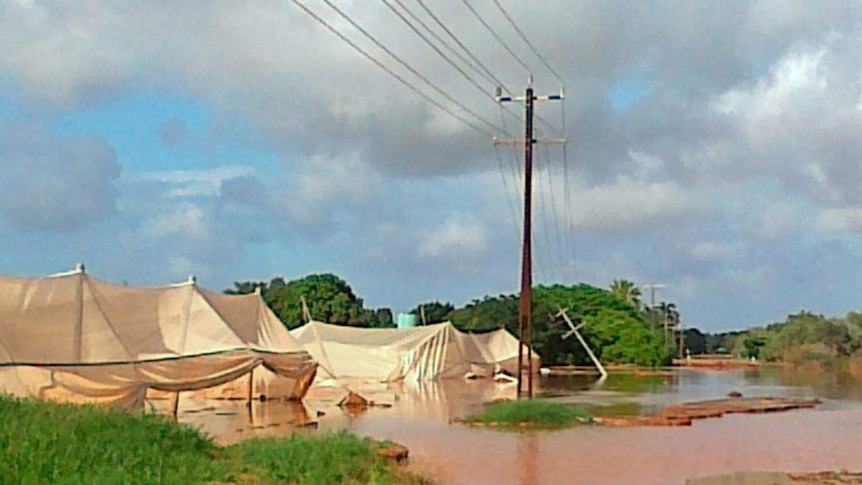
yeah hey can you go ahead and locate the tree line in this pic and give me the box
[226,275,686,367]
[228,273,862,367]
[714,310,862,364]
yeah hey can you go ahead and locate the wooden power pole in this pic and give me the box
[496,76,564,398]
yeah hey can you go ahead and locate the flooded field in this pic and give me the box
[156,366,862,485]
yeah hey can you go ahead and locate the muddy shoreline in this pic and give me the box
[687,470,862,484]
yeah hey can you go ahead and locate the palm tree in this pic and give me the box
[609,279,642,308]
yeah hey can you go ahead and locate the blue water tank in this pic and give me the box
[396,313,418,329]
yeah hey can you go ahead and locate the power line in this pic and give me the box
[457,0,532,74]
[491,0,564,84]
[414,0,515,96]
[560,96,575,279]
[314,0,505,136]
[494,144,522,243]
[412,0,559,135]
[318,0,504,134]
[290,0,495,136]
[381,0,488,94]
[499,104,524,209]
[534,144,554,282]
[542,142,566,277]
[498,104,523,231]
[390,0,497,87]
[380,0,523,132]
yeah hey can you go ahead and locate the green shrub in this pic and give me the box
[0,395,428,485]
[462,400,591,428]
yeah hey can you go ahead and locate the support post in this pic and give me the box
[247,367,255,404]
[519,79,534,398]
[247,368,255,427]
[74,263,85,363]
[496,77,564,399]
[171,391,180,420]
[643,283,665,342]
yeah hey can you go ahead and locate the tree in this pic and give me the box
[225,280,266,295]
[412,301,455,324]
[447,282,670,366]
[683,328,707,355]
[609,279,641,309]
[226,274,393,329]
[366,308,394,328]
[741,336,767,359]
[582,309,672,367]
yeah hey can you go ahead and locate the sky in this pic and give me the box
[2,0,862,331]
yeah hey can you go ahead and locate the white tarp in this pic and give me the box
[290,321,539,383]
[0,268,316,408]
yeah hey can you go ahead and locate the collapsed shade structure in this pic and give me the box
[0,267,316,409]
[290,321,539,383]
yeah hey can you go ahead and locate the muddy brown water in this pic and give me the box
[154,367,862,485]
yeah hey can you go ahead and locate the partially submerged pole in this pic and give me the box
[171,391,181,420]
[557,308,608,379]
[519,78,535,398]
[247,367,255,404]
[247,368,255,427]
[495,78,565,398]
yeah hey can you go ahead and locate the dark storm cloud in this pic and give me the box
[0,126,120,231]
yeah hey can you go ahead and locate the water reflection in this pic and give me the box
[517,434,539,485]
[148,395,316,445]
[160,367,862,484]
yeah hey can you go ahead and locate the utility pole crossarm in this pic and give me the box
[493,137,566,145]
[495,85,564,103]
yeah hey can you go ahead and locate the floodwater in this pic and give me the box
[159,366,862,485]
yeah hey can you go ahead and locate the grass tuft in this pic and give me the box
[461,399,592,429]
[228,432,429,485]
[0,395,429,485]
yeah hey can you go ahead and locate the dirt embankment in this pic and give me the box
[673,357,760,370]
[687,471,862,484]
[595,395,821,427]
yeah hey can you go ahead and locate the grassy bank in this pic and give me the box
[0,395,429,485]
[460,399,592,429]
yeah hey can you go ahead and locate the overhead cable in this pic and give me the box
[390,0,497,87]
[491,0,565,83]
[380,0,524,131]
[457,0,532,74]
[291,0,500,136]
[414,0,515,96]
[317,0,504,135]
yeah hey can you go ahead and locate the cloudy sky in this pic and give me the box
[2,0,862,331]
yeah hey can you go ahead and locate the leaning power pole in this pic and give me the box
[496,76,564,398]
[643,283,665,340]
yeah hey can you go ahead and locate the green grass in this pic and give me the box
[583,402,644,418]
[461,399,592,429]
[0,395,429,485]
[226,433,427,485]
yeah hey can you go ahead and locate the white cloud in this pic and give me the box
[0,127,120,231]
[817,207,862,232]
[283,153,380,225]
[760,203,804,239]
[563,176,704,234]
[417,213,487,261]
[712,47,828,122]
[138,166,255,198]
[690,241,739,261]
[140,204,207,239]
[628,150,665,179]
[5,1,862,329]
